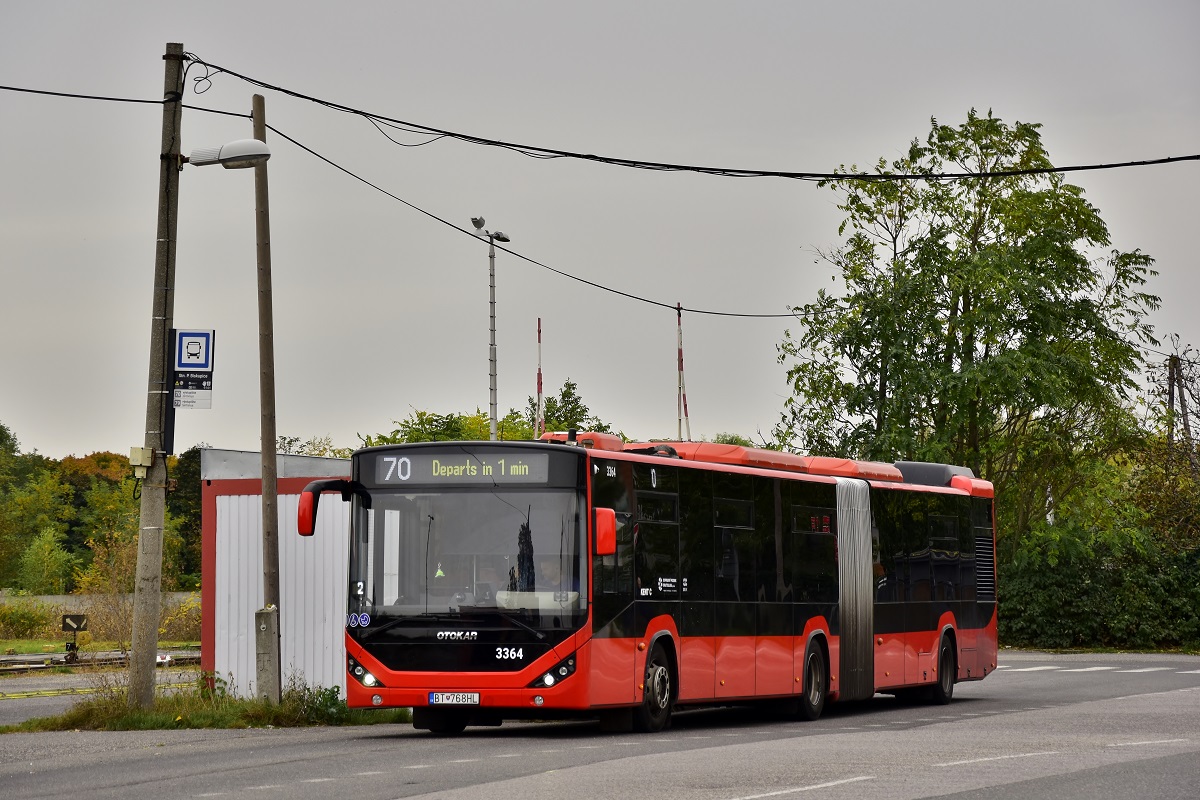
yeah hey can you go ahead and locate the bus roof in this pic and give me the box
[538,431,992,497]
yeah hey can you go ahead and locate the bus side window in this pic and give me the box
[592,459,634,595]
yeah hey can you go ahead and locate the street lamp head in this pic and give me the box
[188,138,272,169]
[491,231,511,243]
[471,217,486,231]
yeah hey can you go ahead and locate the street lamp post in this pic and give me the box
[250,93,282,704]
[128,43,271,710]
[470,217,510,441]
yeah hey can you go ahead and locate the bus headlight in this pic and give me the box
[528,655,576,689]
[348,655,385,688]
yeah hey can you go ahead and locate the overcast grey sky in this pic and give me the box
[2,1,1197,459]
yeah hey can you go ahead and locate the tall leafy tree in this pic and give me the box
[0,422,17,484]
[526,378,613,434]
[277,435,354,459]
[0,468,75,588]
[167,445,204,587]
[778,110,1159,542]
[58,451,130,553]
[17,528,78,595]
[362,380,612,445]
[76,477,184,593]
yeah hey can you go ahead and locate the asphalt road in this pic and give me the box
[1,650,1198,799]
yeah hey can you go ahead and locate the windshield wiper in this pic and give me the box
[468,607,546,640]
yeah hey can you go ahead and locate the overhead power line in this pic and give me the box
[177,57,1200,183]
[260,120,804,318]
[0,81,807,318]
[1,79,1192,327]
[4,78,1198,183]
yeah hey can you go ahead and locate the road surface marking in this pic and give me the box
[1061,666,1117,672]
[1108,739,1189,747]
[934,751,1058,767]
[727,776,874,799]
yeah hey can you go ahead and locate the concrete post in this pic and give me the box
[255,606,282,703]
[129,41,185,710]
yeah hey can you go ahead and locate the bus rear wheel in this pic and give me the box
[931,637,955,705]
[634,643,672,732]
[799,640,827,721]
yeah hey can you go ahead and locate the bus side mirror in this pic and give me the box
[595,507,616,557]
[298,489,318,536]
[297,478,370,536]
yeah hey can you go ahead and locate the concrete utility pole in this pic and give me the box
[129,42,185,710]
[252,94,282,704]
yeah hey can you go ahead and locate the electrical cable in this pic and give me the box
[0,82,824,319]
[0,84,165,105]
[5,77,1198,183]
[261,120,811,319]
[181,57,1200,182]
[0,81,1188,324]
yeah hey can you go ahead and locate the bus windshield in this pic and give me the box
[347,486,586,628]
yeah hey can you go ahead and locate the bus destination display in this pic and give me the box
[375,452,550,485]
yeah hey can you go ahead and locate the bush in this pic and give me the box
[1000,543,1200,650]
[78,593,133,649]
[0,598,61,639]
[159,593,201,642]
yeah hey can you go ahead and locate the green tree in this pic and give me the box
[277,435,354,459]
[0,422,17,485]
[778,110,1159,544]
[57,450,130,554]
[167,446,204,587]
[17,528,78,595]
[75,478,183,593]
[362,407,534,445]
[526,379,613,434]
[711,432,755,447]
[0,468,76,588]
[361,380,612,446]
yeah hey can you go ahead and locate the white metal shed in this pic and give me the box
[200,449,350,697]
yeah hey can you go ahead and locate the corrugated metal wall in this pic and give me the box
[205,450,351,698]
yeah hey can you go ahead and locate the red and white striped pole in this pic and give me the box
[677,303,691,442]
[536,317,544,438]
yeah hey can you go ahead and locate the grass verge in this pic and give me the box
[1,672,410,732]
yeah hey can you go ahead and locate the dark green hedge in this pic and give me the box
[999,546,1200,650]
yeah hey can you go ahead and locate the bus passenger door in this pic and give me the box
[590,460,638,706]
[872,551,906,690]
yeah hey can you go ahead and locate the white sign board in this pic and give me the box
[173,329,215,409]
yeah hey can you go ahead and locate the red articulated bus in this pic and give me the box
[297,432,997,734]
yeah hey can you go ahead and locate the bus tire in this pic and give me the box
[634,642,673,732]
[799,639,828,721]
[931,636,955,705]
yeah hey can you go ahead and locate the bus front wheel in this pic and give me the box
[634,643,673,732]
